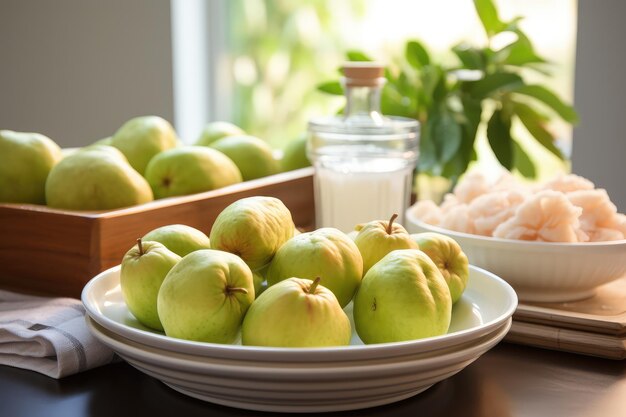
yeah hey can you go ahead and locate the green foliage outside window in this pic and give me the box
[226,0,366,149]
[318,0,578,183]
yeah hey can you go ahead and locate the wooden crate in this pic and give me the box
[0,168,315,298]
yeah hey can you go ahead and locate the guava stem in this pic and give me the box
[227,287,249,295]
[308,277,321,294]
[137,238,144,256]
[386,213,398,234]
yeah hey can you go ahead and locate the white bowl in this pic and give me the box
[406,209,626,302]
[82,265,517,412]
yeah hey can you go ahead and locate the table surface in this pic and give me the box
[2,342,625,417]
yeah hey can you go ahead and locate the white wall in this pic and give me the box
[572,0,626,211]
[0,0,173,148]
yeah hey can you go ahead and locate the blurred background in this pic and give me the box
[0,0,623,209]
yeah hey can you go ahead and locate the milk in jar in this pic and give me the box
[307,63,420,232]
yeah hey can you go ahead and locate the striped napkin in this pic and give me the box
[0,289,116,378]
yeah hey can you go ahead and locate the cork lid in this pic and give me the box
[342,62,386,87]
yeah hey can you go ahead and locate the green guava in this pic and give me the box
[143,224,211,257]
[144,146,242,199]
[45,146,153,210]
[353,249,452,344]
[111,115,178,175]
[0,130,62,204]
[354,214,418,273]
[120,239,181,331]
[209,196,294,270]
[210,135,279,181]
[195,121,245,147]
[157,249,255,343]
[242,277,351,347]
[266,227,363,307]
[411,232,469,303]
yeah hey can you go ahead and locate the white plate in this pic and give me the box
[406,209,626,302]
[82,263,516,412]
[82,265,517,364]
[87,316,511,412]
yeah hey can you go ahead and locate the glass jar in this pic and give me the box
[307,63,420,232]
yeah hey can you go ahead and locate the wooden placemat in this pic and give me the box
[505,321,626,360]
[505,277,626,359]
[514,277,626,335]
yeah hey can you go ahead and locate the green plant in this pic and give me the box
[318,0,578,183]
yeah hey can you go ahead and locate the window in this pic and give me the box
[173,0,576,180]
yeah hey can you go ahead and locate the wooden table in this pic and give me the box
[2,342,624,417]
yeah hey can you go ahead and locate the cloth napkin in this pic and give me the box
[0,289,117,378]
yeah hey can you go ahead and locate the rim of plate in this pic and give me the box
[86,315,512,377]
[82,264,517,361]
[87,314,512,369]
[405,209,626,249]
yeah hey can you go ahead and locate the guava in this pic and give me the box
[252,271,267,298]
[45,146,153,210]
[111,115,178,175]
[0,130,62,204]
[157,249,255,343]
[144,146,242,199]
[354,214,418,273]
[411,232,469,303]
[143,224,211,257]
[195,121,245,147]
[120,239,181,331]
[90,136,113,147]
[242,277,351,347]
[353,249,452,344]
[266,227,363,307]
[210,135,279,181]
[280,134,311,172]
[209,196,294,270]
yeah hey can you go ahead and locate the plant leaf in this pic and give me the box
[432,75,448,103]
[487,109,514,169]
[346,51,372,61]
[432,108,463,165]
[406,40,430,69]
[513,84,578,123]
[395,71,418,113]
[461,95,483,136]
[426,65,449,104]
[473,0,505,37]
[466,72,524,99]
[512,140,536,178]
[441,145,470,181]
[441,95,482,178]
[523,63,553,76]
[497,30,547,66]
[317,81,343,95]
[381,83,412,117]
[420,65,442,107]
[396,71,414,96]
[417,120,438,173]
[501,16,523,33]
[442,125,476,180]
[514,102,564,160]
[384,67,395,81]
[452,44,484,70]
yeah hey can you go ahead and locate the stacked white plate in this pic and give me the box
[82,265,517,413]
